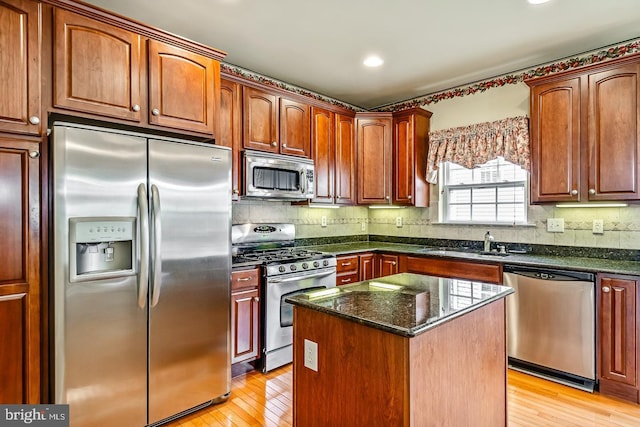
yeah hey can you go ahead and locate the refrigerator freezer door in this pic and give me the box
[147,139,232,424]
[52,125,148,427]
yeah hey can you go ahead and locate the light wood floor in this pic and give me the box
[168,366,640,427]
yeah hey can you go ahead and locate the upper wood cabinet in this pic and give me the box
[0,0,41,135]
[356,113,393,204]
[219,78,242,198]
[53,8,220,135]
[243,86,310,157]
[311,107,355,204]
[148,40,218,134]
[528,57,640,203]
[0,137,41,404]
[392,108,432,207]
[597,274,639,403]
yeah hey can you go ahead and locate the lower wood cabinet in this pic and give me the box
[359,253,375,281]
[231,268,261,364]
[598,273,640,403]
[336,254,359,286]
[405,256,502,284]
[377,253,400,277]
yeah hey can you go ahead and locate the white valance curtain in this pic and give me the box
[426,116,531,183]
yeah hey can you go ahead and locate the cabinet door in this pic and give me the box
[219,78,242,198]
[598,276,637,389]
[243,87,279,153]
[148,40,217,135]
[0,0,41,135]
[393,114,414,205]
[231,288,260,364]
[54,9,142,121]
[359,253,375,281]
[529,78,581,203]
[280,98,310,157]
[0,137,40,404]
[335,114,356,205]
[588,63,640,201]
[357,116,393,204]
[311,107,335,203]
[377,254,399,278]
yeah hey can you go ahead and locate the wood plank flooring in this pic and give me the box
[168,366,640,427]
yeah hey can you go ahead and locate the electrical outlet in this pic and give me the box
[593,219,604,234]
[547,218,564,233]
[304,339,318,372]
[396,216,403,227]
[361,222,366,232]
[321,216,327,227]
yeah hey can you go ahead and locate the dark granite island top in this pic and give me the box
[289,272,513,427]
[286,272,514,337]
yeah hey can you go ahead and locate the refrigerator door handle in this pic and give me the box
[137,183,150,309]
[150,184,163,307]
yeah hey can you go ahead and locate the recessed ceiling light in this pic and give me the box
[363,55,384,67]
[528,0,550,4]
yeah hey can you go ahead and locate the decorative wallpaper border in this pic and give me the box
[222,38,640,113]
[220,63,365,112]
[378,38,640,112]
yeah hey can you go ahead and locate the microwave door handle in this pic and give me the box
[300,171,306,194]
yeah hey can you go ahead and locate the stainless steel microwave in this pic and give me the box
[243,150,314,200]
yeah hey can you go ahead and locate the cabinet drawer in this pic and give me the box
[231,268,260,291]
[337,255,359,273]
[337,272,359,286]
[406,256,502,284]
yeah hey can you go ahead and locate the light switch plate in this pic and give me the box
[396,216,403,227]
[304,339,318,372]
[593,219,604,234]
[547,218,564,233]
[321,216,327,227]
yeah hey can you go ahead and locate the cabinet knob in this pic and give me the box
[571,189,578,196]
[282,143,287,148]
[271,141,277,147]
[236,277,251,282]
[385,196,390,200]
[602,286,610,293]
[408,195,412,200]
[29,116,40,125]
[328,193,332,198]
[589,189,596,195]
[253,296,260,302]
[132,104,140,112]
[152,108,160,116]
[29,151,40,158]
[233,189,239,195]
[391,261,396,265]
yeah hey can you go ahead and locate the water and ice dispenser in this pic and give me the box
[69,217,136,282]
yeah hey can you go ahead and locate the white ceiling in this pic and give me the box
[82,0,640,110]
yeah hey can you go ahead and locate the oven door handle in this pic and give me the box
[268,269,335,283]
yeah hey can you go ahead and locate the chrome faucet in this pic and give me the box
[484,231,494,252]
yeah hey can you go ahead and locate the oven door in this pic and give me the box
[265,267,336,354]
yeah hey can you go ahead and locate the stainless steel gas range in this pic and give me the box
[232,224,337,372]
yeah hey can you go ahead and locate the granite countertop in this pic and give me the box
[304,242,640,276]
[286,272,514,337]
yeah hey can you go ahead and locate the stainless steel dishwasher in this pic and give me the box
[504,265,596,391]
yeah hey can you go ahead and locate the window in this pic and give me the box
[440,157,528,224]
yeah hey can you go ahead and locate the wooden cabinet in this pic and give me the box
[54,8,220,135]
[359,253,375,281]
[311,107,356,204]
[528,58,640,203]
[0,137,41,404]
[405,256,502,284]
[336,254,359,286]
[392,109,432,207]
[218,78,242,199]
[598,274,640,403]
[0,0,41,135]
[377,253,400,277]
[231,268,261,364]
[148,40,218,134]
[243,86,310,157]
[356,113,393,204]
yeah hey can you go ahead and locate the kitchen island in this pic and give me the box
[287,273,514,427]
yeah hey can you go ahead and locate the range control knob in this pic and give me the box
[290,264,297,271]
[313,261,320,268]
[278,266,286,273]
[302,262,309,269]
[323,260,329,267]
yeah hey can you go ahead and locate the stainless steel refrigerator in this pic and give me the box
[51,123,232,426]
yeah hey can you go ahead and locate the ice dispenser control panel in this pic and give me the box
[69,217,136,282]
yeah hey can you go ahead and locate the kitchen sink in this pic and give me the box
[417,247,510,257]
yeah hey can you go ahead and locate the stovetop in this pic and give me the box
[232,247,332,267]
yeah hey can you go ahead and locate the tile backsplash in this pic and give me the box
[232,199,640,250]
